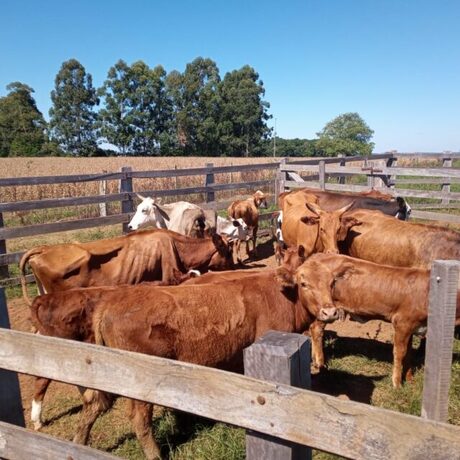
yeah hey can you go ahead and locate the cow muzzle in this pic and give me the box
[318,306,340,323]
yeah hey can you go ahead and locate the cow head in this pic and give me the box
[396,196,411,220]
[253,190,268,209]
[128,195,170,231]
[276,256,354,323]
[300,202,359,254]
[208,233,235,271]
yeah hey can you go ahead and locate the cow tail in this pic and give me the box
[19,247,44,307]
[93,307,106,346]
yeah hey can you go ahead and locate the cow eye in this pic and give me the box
[301,281,309,288]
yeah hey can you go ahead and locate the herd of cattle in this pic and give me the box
[18,187,460,460]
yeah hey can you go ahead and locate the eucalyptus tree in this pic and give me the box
[0,82,47,157]
[217,65,271,157]
[49,59,99,156]
[98,60,173,155]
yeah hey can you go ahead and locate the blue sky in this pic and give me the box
[1,0,459,152]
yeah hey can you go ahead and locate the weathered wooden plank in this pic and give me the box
[245,331,311,460]
[0,289,24,427]
[319,161,325,190]
[0,251,24,266]
[421,261,459,422]
[395,178,460,185]
[1,329,460,460]
[0,192,127,213]
[0,421,118,460]
[0,171,123,187]
[0,214,128,240]
[410,210,460,223]
[0,274,34,288]
[205,163,215,202]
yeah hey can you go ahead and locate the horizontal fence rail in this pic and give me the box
[1,329,460,460]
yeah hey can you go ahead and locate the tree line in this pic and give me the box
[0,57,374,157]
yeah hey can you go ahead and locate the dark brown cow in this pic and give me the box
[284,253,460,387]
[20,228,233,306]
[41,261,333,458]
[340,209,460,267]
[227,190,268,260]
[279,188,411,220]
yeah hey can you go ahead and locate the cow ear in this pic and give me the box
[154,204,170,221]
[212,233,228,254]
[335,262,356,280]
[337,217,361,241]
[275,267,296,288]
[298,245,306,259]
[300,215,319,225]
[305,202,321,216]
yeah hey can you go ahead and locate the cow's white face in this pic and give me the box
[128,196,166,231]
[216,216,250,241]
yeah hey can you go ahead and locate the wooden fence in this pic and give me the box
[1,151,460,287]
[278,152,460,224]
[0,257,459,459]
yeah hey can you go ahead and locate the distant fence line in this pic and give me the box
[2,151,460,286]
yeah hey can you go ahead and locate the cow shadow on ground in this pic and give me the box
[239,237,275,265]
[43,403,83,427]
[312,368,385,404]
[324,331,394,364]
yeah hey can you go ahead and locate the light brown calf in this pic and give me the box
[227,190,267,260]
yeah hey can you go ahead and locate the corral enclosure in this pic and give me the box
[0,153,460,459]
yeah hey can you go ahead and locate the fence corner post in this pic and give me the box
[205,163,215,203]
[244,330,311,460]
[275,158,287,205]
[319,160,326,190]
[421,260,459,422]
[0,287,25,427]
[119,166,134,234]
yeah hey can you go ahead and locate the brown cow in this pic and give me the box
[279,188,411,220]
[283,253,460,387]
[227,190,268,261]
[52,262,334,458]
[281,201,360,257]
[340,209,460,267]
[28,269,201,431]
[20,228,233,306]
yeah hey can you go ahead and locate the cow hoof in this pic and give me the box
[33,420,43,431]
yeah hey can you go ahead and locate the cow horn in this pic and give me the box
[136,193,147,201]
[337,201,355,215]
[305,202,321,216]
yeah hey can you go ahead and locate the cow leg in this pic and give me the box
[250,225,258,256]
[392,321,413,388]
[73,389,114,445]
[31,377,51,430]
[234,240,242,264]
[130,400,162,460]
[309,320,327,369]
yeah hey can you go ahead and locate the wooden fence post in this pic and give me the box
[99,170,107,217]
[441,153,452,205]
[421,260,459,422]
[319,160,325,190]
[275,158,287,205]
[244,330,311,460]
[386,152,398,189]
[0,287,25,427]
[338,154,345,185]
[0,212,8,280]
[205,163,215,203]
[119,166,133,234]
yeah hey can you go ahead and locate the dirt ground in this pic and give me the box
[6,237,395,434]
